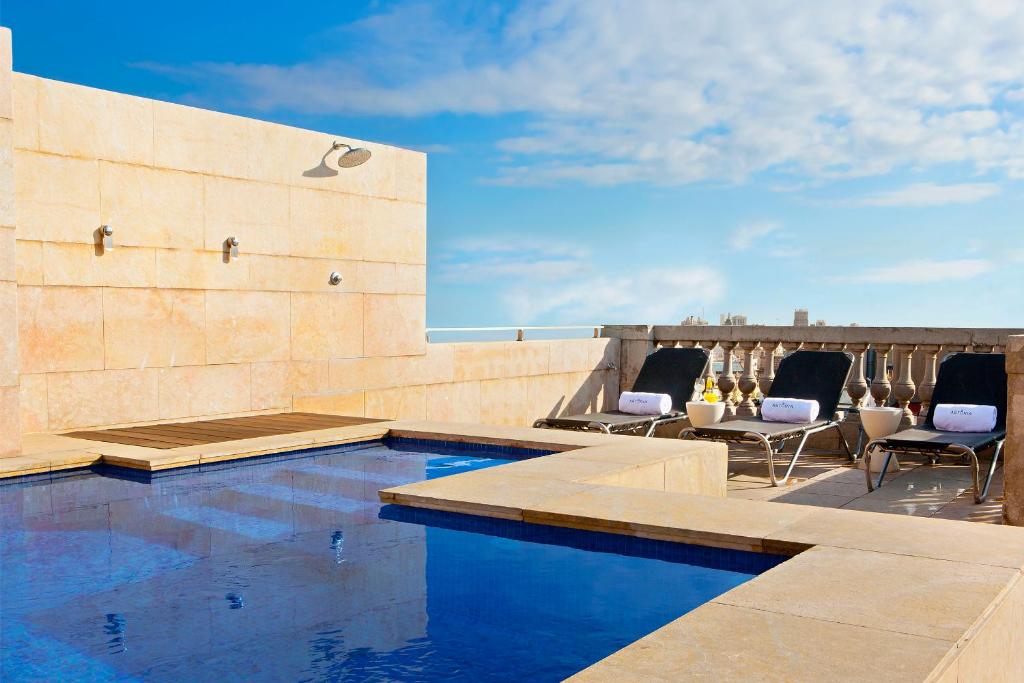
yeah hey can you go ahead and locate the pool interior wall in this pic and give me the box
[1,438,784,682]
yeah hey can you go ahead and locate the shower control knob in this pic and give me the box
[328,271,343,286]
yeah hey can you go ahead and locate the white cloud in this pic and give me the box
[728,222,780,250]
[504,268,724,323]
[851,182,1001,207]
[147,1,1024,187]
[849,258,995,284]
[436,237,587,283]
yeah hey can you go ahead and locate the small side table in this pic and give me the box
[857,407,903,473]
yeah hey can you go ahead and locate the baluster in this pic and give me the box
[736,342,760,417]
[703,341,719,388]
[717,341,737,417]
[973,343,994,354]
[893,345,917,425]
[846,343,869,409]
[870,344,893,407]
[759,342,779,401]
[779,340,802,366]
[916,345,941,424]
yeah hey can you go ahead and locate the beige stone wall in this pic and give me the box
[11,72,428,433]
[1,62,617,438]
[0,29,20,456]
[1004,336,1023,526]
[295,338,620,425]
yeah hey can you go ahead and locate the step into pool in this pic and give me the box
[1,438,784,682]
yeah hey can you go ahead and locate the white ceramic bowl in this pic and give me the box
[859,406,903,440]
[686,401,726,428]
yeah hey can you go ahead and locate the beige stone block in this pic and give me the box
[15,239,42,284]
[0,227,16,281]
[479,377,531,426]
[356,261,396,294]
[365,385,427,420]
[287,188,367,260]
[157,364,251,419]
[250,360,329,411]
[19,373,47,434]
[42,242,156,288]
[363,294,426,357]
[527,373,569,419]
[568,603,952,682]
[563,371,609,415]
[205,290,290,364]
[0,288,13,387]
[103,288,206,369]
[395,264,426,294]
[0,385,20,457]
[328,357,384,392]
[292,390,365,416]
[426,381,481,423]
[452,342,509,381]
[395,149,426,203]
[290,192,425,264]
[37,77,153,164]
[505,341,550,377]
[0,29,12,120]
[155,249,250,290]
[14,150,99,243]
[549,339,594,373]
[954,577,1024,680]
[47,368,160,430]
[18,285,104,374]
[0,119,12,228]
[12,74,39,150]
[203,176,288,255]
[290,292,363,361]
[717,545,1017,643]
[99,163,203,249]
[153,100,254,178]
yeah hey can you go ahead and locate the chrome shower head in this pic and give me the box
[332,142,372,168]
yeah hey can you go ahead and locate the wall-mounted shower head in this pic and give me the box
[332,142,372,168]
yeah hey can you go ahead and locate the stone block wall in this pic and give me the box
[0,29,19,456]
[0,34,618,442]
[1004,335,1023,526]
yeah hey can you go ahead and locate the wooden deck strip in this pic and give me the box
[63,413,387,449]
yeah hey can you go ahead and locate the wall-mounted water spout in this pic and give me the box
[225,236,239,260]
[98,224,114,251]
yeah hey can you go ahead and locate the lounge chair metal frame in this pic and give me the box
[679,420,854,487]
[863,438,1004,504]
[861,352,1007,505]
[534,412,690,438]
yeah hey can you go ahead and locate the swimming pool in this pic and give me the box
[1,439,782,681]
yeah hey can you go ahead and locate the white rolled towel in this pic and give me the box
[761,397,820,423]
[932,404,997,432]
[618,391,672,416]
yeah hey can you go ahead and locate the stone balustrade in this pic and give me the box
[605,325,1024,444]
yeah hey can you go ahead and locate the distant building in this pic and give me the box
[793,309,809,327]
[814,319,827,326]
[720,313,748,326]
[681,315,709,326]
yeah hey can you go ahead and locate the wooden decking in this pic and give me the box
[62,413,388,450]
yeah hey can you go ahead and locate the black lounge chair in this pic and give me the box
[678,350,854,486]
[533,347,710,437]
[864,352,1006,504]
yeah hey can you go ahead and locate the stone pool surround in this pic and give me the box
[4,419,1023,679]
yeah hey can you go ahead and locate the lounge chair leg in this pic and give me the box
[754,432,805,487]
[644,420,658,437]
[973,441,1003,504]
[677,427,695,440]
[532,419,549,429]
[834,423,855,462]
[864,439,893,492]
[587,421,612,435]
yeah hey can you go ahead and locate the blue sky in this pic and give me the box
[4,1,1023,327]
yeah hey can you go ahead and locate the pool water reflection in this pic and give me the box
[1,439,782,681]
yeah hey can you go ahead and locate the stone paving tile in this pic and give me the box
[567,603,953,683]
[715,545,1019,643]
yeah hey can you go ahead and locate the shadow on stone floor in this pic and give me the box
[725,445,1004,524]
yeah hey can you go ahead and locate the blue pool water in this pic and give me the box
[0,439,782,681]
